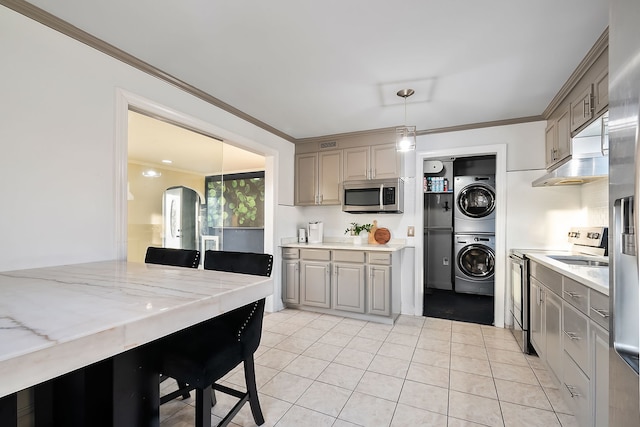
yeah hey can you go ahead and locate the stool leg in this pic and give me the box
[244,356,264,426]
[176,380,191,400]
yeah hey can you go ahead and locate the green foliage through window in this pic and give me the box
[205,172,265,228]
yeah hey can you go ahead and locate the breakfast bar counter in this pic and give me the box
[0,260,272,425]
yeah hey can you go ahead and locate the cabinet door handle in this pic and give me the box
[563,290,583,299]
[591,307,610,318]
[319,194,323,204]
[563,330,581,340]
[564,383,581,398]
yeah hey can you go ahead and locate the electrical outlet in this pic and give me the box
[407,226,415,237]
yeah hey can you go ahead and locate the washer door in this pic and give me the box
[457,185,495,218]
[457,244,495,279]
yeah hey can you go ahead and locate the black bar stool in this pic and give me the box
[158,250,273,427]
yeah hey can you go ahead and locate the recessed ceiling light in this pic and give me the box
[142,170,162,178]
[161,159,172,164]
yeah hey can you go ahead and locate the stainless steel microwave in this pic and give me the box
[342,178,404,213]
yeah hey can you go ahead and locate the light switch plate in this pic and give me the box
[407,226,415,237]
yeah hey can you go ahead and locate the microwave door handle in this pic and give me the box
[379,183,384,210]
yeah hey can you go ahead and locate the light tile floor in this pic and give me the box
[159,309,578,427]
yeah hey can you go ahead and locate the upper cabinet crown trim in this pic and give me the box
[542,28,609,119]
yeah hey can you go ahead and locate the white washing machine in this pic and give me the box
[454,176,496,234]
[454,234,495,296]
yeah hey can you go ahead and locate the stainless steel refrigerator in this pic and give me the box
[610,0,640,424]
[162,186,200,251]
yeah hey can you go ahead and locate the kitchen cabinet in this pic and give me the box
[343,143,401,181]
[367,253,392,316]
[570,67,609,135]
[294,150,342,206]
[333,250,366,313]
[545,290,563,380]
[281,246,399,323]
[530,278,545,356]
[282,248,299,304]
[545,108,571,169]
[570,84,594,134]
[529,260,610,427]
[591,322,608,427]
[300,249,331,308]
[593,69,608,116]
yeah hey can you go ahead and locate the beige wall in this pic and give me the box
[127,162,205,262]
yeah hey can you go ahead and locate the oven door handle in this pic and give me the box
[379,183,384,210]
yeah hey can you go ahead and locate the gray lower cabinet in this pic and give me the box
[283,258,299,304]
[545,290,563,381]
[591,322,608,427]
[300,260,331,308]
[530,278,545,357]
[333,262,365,313]
[529,260,610,427]
[368,264,391,316]
[282,247,395,321]
[282,248,300,304]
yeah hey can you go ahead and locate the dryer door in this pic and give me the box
[457,185,495,218]
[457,244,495,279]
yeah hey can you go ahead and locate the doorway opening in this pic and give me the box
[422,154,496,325]
[126,109,266,263]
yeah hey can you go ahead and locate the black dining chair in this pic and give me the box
[158,250,273,427]
[145,246,201,401]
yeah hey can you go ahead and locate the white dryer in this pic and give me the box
[454,234,495,296]
[454,175,496,234]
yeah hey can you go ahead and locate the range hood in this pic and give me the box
[532,112,609,187]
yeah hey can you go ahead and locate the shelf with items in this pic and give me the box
[423,176,451,193]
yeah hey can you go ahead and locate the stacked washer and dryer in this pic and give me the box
[453,176,496,296]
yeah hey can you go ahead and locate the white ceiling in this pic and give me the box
[128,111,265,175]
[25,0,609,140]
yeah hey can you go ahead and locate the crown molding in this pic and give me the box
[417,115,544,135]
[541,27,609,119]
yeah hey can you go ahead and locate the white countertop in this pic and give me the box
[524,252,609,296]
[0,260,272,398]
[281,238,408,252]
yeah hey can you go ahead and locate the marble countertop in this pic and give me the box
[281,238,408,252]
[0,260,272,398]
[524,252,609,296]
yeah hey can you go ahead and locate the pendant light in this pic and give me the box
[396,88,416,152]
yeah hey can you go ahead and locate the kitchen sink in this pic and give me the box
[547,255,608,267]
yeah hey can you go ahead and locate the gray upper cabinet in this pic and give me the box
[593,68,608,116]
[570,84,595,134]
[295,149,342,206]
[545,108,571,169]
[343,143,401,181]
[295,153,318,205]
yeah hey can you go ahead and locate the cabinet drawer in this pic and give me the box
[561,351,590,427]
[282,248,299,259]
[368,252,391,265]
[590,290,610,331]
[563,302,590,373]
[530,262,562,295]
[333,250,365,263]
[300,249,331,261]
[563,277,589,314]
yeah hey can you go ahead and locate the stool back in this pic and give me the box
[203,250,273,277]
[145,247,200,268]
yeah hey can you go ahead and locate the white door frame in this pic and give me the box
[413,144,507,327]
[114,88,279,309]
